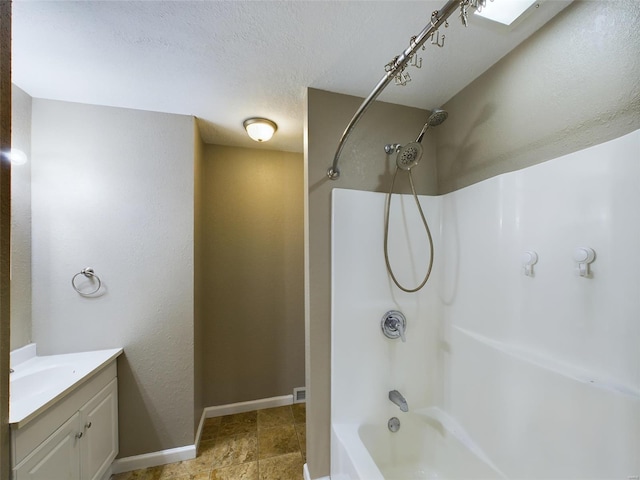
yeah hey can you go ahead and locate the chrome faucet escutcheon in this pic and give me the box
[389,390,408,412]
[381,310,407,343]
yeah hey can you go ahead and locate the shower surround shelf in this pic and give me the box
[453,326,640,400]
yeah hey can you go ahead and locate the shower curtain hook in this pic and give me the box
[460,2,469,27]
[431,31,445,48]
[394,69,411,86]
[385,56,399,74]
[430,10,440,28]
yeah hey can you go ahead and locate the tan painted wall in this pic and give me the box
[437,0,640,194]
[200,145,305,406]
[193,126,205,433]
[305,88,434,478]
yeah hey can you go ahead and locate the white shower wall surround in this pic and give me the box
[330,129,640,479]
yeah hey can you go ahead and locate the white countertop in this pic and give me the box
[10,346,123,427]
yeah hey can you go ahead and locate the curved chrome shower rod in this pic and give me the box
[327,0,464,180]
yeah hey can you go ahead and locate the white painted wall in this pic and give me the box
[30,99,196,457]
[331,129,640,478]
[10,85,32,351]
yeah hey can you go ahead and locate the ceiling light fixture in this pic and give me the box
[243,118,278,142]
[475,0,540,26]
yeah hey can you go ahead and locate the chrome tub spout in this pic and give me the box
[389,390,408,412]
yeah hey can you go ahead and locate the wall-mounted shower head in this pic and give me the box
[416,108,448,143]
[427,108,448,127]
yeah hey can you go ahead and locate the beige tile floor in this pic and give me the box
[112,404,306,480]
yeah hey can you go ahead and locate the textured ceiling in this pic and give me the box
[12,0,571,153]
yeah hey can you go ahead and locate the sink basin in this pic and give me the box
[11,364,79,402]
[10,347,123,427]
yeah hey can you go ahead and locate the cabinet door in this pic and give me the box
[80,378,118,480]
[14,412,81,480]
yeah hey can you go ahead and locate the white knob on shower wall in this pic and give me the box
[522,251,538,277]
[574,247,596,277]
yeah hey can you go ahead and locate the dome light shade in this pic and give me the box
[243,118,277,142]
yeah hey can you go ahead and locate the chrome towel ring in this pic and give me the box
[72,267,102,296]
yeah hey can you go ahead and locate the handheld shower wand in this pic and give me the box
[393,109,449,171]
[384,109,448,293]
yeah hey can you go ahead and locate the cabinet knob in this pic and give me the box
[76,432,83,439]
[85,422,92,429]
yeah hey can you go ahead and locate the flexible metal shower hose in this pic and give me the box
[383,166,434,293]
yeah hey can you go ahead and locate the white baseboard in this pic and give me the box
[203,394,293,418]
[100,465,113,480]
[113,395,293,474]
[194,407,207,453]
[111,445,196,474]
[192,395,295,457]
[304,463,330,480]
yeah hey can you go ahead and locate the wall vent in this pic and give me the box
[293,387,306,403]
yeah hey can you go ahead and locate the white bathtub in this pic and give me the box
[332,408,505,480]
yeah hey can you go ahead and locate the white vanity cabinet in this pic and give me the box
[14,411,82,479]
[12,361,119,480]
[80,379,118,480]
